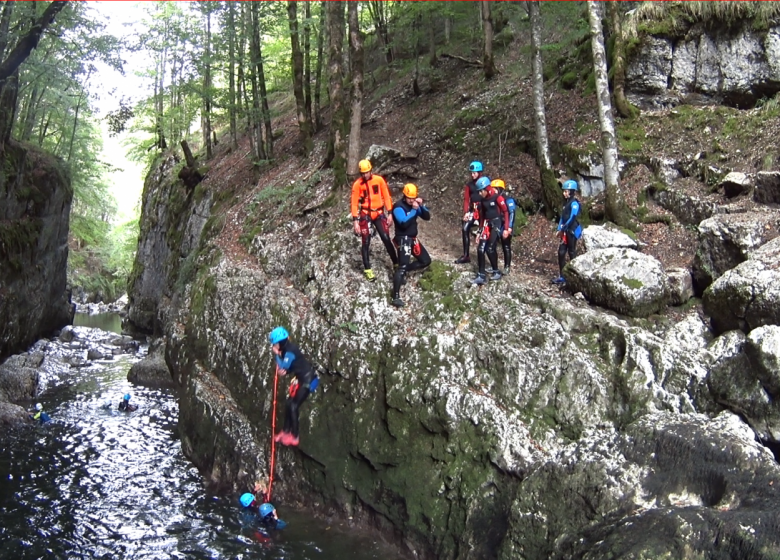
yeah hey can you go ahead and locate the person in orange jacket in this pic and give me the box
[351,159,398,281]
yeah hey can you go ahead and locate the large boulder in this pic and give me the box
[691,211,780,293]
[754,171,780,204]
[0,353,43,402]
[581,224,638,252]
[707,327,780,442]
[0,402,32,427]
[364,145,401,171]
[719,171,752,198]
[565,248,669,317]
[703,237,780,334]
[666,267,694,306]
[127,340,173,388]
[650,183,718,226]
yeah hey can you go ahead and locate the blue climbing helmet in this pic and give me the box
[239,493,255,508]
[562,179,578,192]
[259,503,275,518]
[468,161,483,173]
[476,177,491,191]
[123,393,131,401]
[268,327,289,345]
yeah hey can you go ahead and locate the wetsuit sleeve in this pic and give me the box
[497,196,510,230]
[393,205,417,223]
[350,180,361,218]
[275,351,296,370]
[380,177,393,213]
[507,198,516,229]
[559,201,580,231]
[418,205,431,221]
[463,184,471,214]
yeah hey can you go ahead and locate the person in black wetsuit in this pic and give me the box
[391,183,432,308]
[490,179,517,274]
[552,179,583,284]
[269,327,318,447]
[470,177,510,286]
[118,393,138,412]
[454,161,485,264]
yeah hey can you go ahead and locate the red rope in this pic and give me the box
[267,365,280,501]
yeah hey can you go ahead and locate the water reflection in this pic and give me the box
[0,351,402,559]
[73,312,123,335]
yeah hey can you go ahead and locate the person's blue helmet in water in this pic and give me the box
[239,493,255,508]
[259,503,275,518]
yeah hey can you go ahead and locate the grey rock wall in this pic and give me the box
[0,141,73,360]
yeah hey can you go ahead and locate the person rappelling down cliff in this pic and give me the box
[268,327,319,447]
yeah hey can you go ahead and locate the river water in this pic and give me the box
[0,324,402,560]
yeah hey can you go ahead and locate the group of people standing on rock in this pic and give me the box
[350,157,583,303]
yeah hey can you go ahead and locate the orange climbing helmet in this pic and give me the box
[403,183,418,198]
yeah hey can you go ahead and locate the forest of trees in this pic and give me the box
[1,0,703,300]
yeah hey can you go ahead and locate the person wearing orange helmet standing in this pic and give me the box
[351,159,398,281]
[390,183,431,308]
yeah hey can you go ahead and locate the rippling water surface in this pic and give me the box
[0,343,402,559]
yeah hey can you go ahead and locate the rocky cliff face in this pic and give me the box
[127,151,780,559]
[0,141,73,360]
[627,22,780,108]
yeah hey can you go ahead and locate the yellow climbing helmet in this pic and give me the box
[403,183,418,198]
[358,159,372,173]
[490,179,505,190]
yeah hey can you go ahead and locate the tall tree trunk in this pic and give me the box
[237,3,247,122]
[227,1,237,148]
[607,1,637,119]
[444,16,451,45]
[257,41,273,159]
[481,1,496,80]
[67,68,91,162]
[0,69,18,145]
[367,1,392,64]
[0,1,14,62]
[249,3,266,161]
[0,1,67,81]
[313,1,325,132]
[202,9,213,160]
[529,1,559,219]
[346,1,363,176]
[325,0,347,187]
[288,0,313,155]
[428,11,437,67]
[19,84,40,142]
[303,1,312,127]
[587,1,631,228]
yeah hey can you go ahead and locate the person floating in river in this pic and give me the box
[390,183,432,308]
[30,403,50,424]
[470,176,510,286]
[118,393,138,412]
[552,179,583,285]
[269,327,319,447]
[239,490,287,530]
[350,158,398,282]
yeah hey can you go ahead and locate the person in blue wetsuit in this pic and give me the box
[552,179,583,284]
[391,183,432,308]
[30,403,50,424]
[490,179,516,274]
[269,327,318,447]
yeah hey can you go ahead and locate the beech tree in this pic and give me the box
[346,1,364,176]
[481,1,496,80]
[529,1,560,219]
[607,2,638,119]
[325,0,347,187]
[287,0,312,155]
[587,1,631,228]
